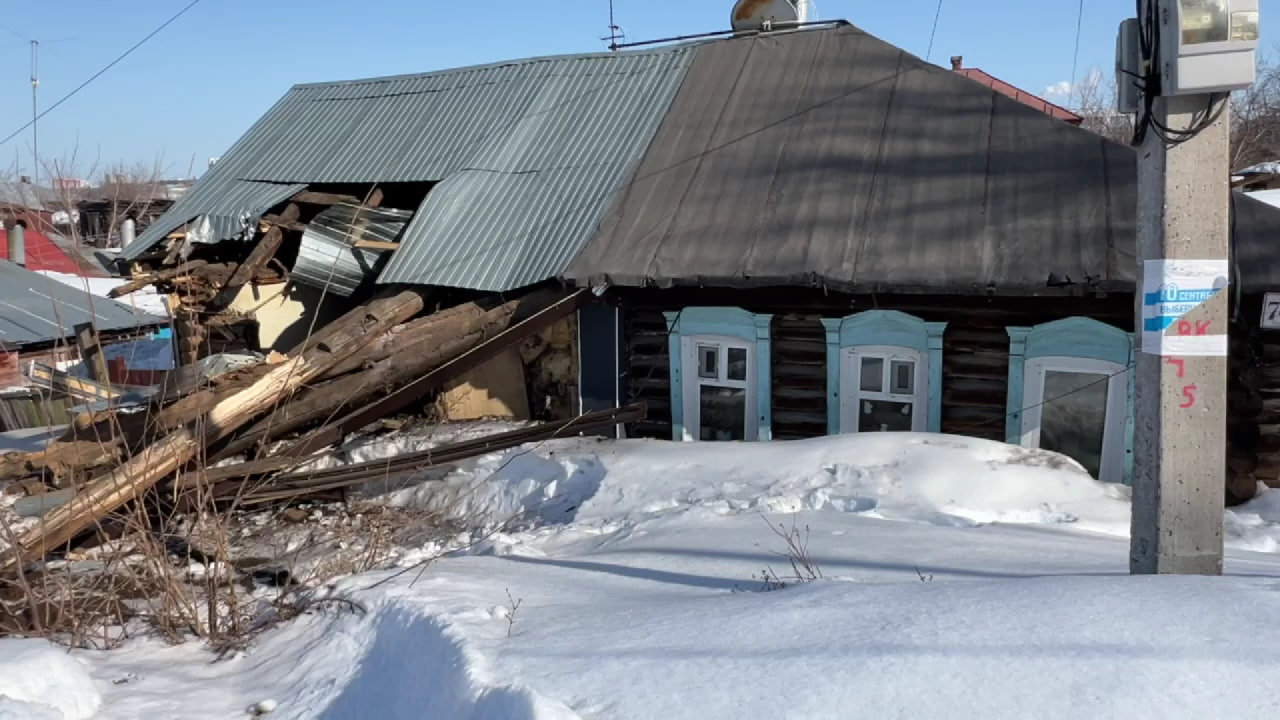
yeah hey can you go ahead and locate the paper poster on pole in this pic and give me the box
[1140,259,1229,356]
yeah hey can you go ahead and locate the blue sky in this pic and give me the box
[0,1,1272,181]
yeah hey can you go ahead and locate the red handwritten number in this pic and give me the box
[1165,357,1185,378]
[1181,385,1197,408]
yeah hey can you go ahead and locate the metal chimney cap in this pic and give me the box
[950,55,964,70]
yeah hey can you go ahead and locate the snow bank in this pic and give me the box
[0,640,100,720]
[316,606,579,720]
[389,434,1133,537]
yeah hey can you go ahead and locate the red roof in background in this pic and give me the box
[951,58,1082,125]
[0,228,106,276]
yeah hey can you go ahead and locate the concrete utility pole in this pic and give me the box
[1131,93,1230,575]
[1128,0,1257,575]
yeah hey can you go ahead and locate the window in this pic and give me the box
[1006,318,1134,485]
[664,308,772,442]
[686,338,755,441]
[822,312,946,435]
[1021,357,1128,482]
[840,346,926,433]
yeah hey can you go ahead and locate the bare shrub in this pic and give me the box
[746,514,824,592]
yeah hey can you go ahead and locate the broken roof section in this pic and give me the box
[0,260,167,349]
[123,45,697,291]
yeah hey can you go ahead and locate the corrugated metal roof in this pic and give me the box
[0,260,167,348]
[122,45,697,291]
[566,25,1144,294]
[122,181,305,261]
[294,204,411,296]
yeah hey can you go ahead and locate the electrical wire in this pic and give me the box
[1070,0,1085,97]
[0,0,202,148]
[925,0,944,62]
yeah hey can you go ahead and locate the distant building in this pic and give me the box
[950,56,1083,125]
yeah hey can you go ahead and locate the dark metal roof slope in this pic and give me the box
[0,261,167,349]
[565,25,1145,294]
[122,46,696,292]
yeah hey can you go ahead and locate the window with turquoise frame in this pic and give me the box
[1005,317,1135,485]
[663,308,772,442]
[820,311,946,435]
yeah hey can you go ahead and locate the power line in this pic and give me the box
[1070,0,1084,98]
[925,0,944,62]
[0,0,202,149]
[0,21,28,42]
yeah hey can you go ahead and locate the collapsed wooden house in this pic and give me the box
[9,20,1280,566]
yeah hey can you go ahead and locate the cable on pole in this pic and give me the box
[0,0,202,149]
[925,0,944,62]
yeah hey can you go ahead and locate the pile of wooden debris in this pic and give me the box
[0,192,643,574]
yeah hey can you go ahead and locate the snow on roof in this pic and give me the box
[1245,188,1280,209]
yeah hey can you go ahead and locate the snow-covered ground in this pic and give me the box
[10,433,1280,719]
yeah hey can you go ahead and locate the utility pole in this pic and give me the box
[1128,0,1257,575]
[30,40,38,188]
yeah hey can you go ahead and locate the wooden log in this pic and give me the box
[107,260,208,298]
[211,224,287,310]
[218,297,525,458]
[291,190,361,206]
[182,403,646,501]
[319,300,488,379]
[285,289,587,457]
[2,288,429,568]
[0,440,122,483]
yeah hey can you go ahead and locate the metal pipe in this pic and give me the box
[120,217,136,248]
[9,223,26,267]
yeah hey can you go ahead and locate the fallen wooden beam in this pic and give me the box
[351,240,400,251]
[2,287,429,568]
[215,301,520,458]
[291,190,361,206]
[188,403,646,504]
[25,363,120,402]
[283,288,589,458]
[107,259,208,298]
[210,222,288,310]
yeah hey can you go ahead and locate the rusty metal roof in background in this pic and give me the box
[121,45,697,291]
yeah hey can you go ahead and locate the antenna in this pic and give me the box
[30,40,38,187]
[603,0,624,51]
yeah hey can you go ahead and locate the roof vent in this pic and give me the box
[730,0,799,32]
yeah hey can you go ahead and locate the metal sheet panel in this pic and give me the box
[294,204,412,296]
[122,45,696,292]
[122,181,306,260]
[565,26,1154,294]
[0,260,167,348]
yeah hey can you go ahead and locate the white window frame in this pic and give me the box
[680,334,758,442]
[839,345,928,433]
[1020,355,1128,484]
